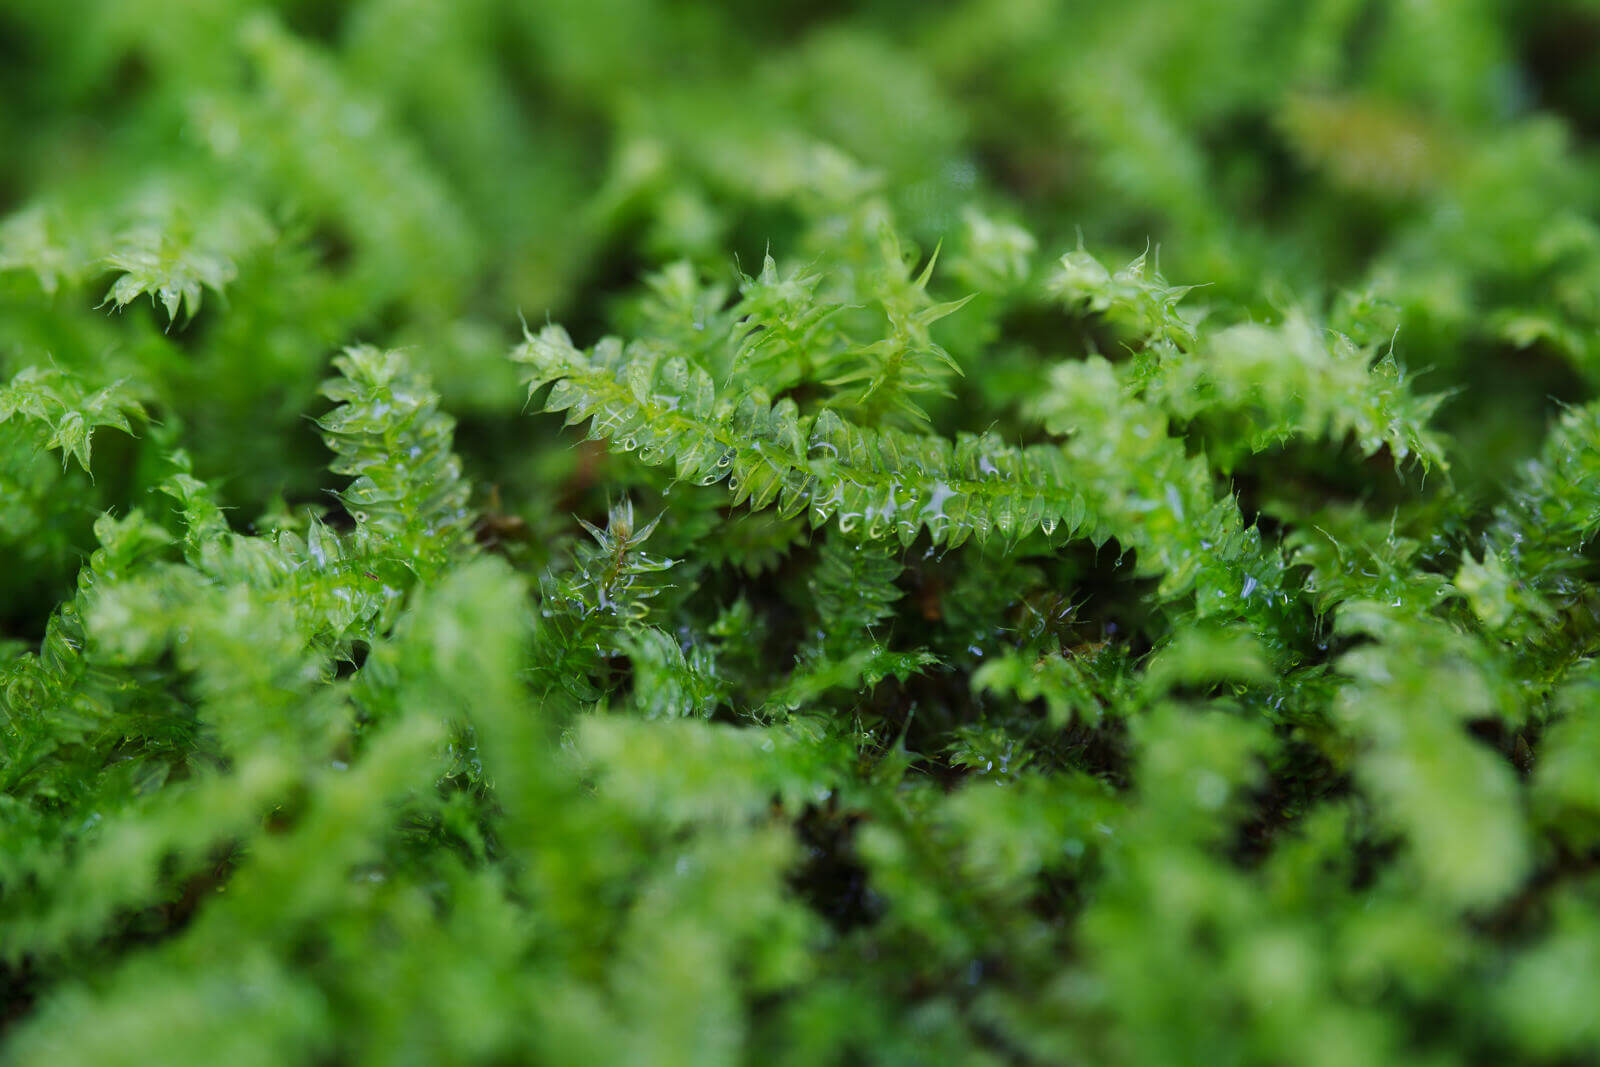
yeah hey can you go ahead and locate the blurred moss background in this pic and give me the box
[7,0,1600,497]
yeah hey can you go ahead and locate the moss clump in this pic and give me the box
[6,3,1600,1064]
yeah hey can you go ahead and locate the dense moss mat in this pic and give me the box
[7,2,1600,1063]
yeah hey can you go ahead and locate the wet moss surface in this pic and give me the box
[6,3,1600,1064]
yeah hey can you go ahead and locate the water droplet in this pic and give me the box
[920,481,956,519]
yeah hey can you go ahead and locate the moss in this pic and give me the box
[4,3,1600,1064]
